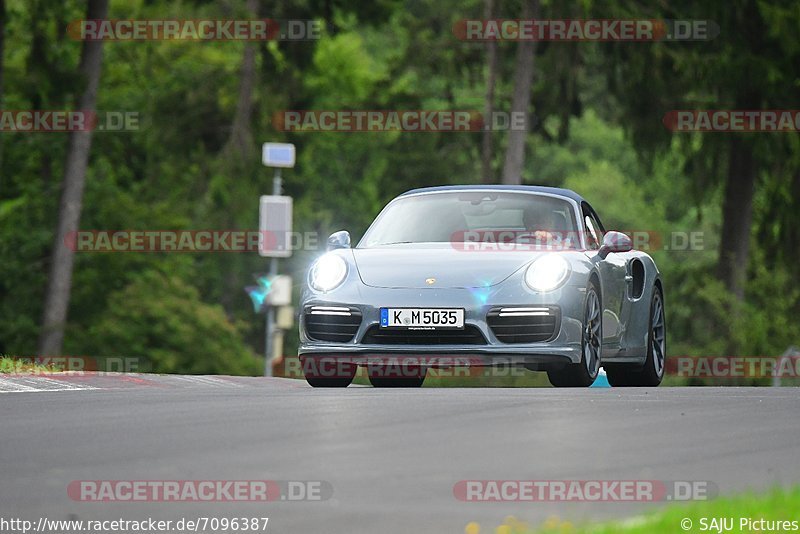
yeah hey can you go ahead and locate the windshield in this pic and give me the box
[359,191,579,248]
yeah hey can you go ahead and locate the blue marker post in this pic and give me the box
[591,368,611,388]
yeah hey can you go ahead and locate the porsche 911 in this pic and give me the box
[298,185,665,388]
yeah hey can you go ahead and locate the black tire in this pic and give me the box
[367,364,426,388]
[301,357,356,388]
[547,280,602,387]
[606,286,666,387]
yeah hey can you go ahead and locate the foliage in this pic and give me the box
[81,270,260,375]
[0,0,797,376]
[473,485,800,534]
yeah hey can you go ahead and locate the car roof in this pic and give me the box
[398,184,587,205]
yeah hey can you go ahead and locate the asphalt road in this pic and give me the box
[1,374,799,534]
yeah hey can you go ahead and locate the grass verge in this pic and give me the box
[465,486,800,533]
[0,355,59,374]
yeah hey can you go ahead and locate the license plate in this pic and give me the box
[380,308,464,329]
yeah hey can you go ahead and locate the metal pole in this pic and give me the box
[264,169,282,377]
[773,346,799,387]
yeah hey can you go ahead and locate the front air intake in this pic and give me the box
[486,307,560,343]
[303,306,362,343]
[361,325,487,345]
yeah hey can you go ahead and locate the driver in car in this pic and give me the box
[520,206,561,247]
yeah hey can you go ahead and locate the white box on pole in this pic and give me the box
[259,195,293,258]
[265,275,292,306]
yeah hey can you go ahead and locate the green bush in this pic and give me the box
[80,270,261,375]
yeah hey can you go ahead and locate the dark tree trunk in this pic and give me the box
[218,0,258,316]
[717,136,756,301]
[0,0,4,99]
[557,45,579,144]
[501,0,539,184]
[480,0,498,184]
[38,0,108,356]
[0,0,6,174]
[224,0,257,157]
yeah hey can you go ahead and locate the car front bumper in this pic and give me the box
[298,283,586,367]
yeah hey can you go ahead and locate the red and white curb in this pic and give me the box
[0,375,98,393]
[0,373,306,393]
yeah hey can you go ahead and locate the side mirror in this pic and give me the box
[327,230,351,251]
[598,231,632,258]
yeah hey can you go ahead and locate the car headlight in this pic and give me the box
[525,255,571,292]
[309,254,348,292]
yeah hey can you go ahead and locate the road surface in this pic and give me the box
[1,373,799,533]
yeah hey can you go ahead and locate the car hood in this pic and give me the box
[352,244,547,289]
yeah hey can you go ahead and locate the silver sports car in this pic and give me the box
[298,185,665,388]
